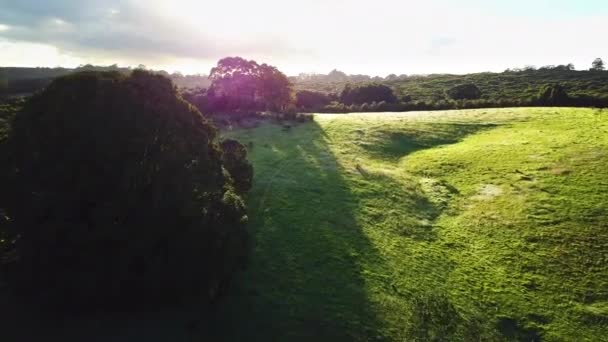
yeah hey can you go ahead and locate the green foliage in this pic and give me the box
[538,83,570,105]
[208,57,292,112]
[446,83,482,100]
[295,90,332,109]
[220,139,254,194]
[340,82,397,105]
[0,71,250,310]
[295,68,608,110]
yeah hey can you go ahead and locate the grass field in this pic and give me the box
[214,108,608,341]
[1,107,607,341]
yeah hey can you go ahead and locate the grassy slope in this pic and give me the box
[0,107,606,341]
[217,108,608,341]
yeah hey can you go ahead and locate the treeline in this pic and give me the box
[3,57,608,114]
[294,58,608,110]
[293,82,608,113]
[182,57,314,125]
[0,65,210,96]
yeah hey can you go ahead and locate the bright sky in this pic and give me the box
[0,0,607,76]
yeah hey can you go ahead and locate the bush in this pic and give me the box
[221,139,254,194]
[1,71,251,310]
[446,83,482,100]
[537,84,570,106]
[295,90,331,110]
[340,83,397,105]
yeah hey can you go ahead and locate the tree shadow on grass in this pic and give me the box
[358,122,498,162]
[0,119,496,342]
[206,120,388,341]
[0,120,384,342]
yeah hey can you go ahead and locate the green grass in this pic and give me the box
[1,107,606,341]
[214,108,608,341]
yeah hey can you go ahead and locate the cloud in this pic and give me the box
[0,0,300,64]
[0,0,607,75]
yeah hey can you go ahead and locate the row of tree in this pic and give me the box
[183,57,608,117]
[294,58,606,84]
[293,83,607,113]
[3,57,608,115]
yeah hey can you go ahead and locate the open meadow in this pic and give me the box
[1,107,606,341]
[215,108,608,341]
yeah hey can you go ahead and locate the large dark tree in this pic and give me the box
[258,63,292,111]
[591,58,605,71]
[207,57,292,112]
[220,139,254,194]
[208,57,259,111]
[1,70,251,310]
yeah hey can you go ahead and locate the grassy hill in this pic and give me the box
[215,108,608,341]
[0,107,606,341]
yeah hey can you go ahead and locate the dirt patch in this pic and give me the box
[473,184,503,200]
[550,167,572,176]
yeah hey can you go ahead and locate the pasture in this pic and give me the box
[217,108,608,341]
[1,107,606,341]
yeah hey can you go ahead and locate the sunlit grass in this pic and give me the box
[0,107,606,341]
[217,107,608,341]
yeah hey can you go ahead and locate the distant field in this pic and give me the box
[1,108,607,341]
[217,108,608,341]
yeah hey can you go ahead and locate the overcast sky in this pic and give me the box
[0,0,607,76]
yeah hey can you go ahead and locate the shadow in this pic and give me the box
[496,316,543,342]
[204,120,387,341]
[0,120,385,341]
[0,118,498,341]
[358,122,498,161]
[353,171,449,241]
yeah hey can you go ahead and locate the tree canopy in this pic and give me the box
[295,90,332,109]
[208,57,292,112]
[591,58,605,71]
[446,83,482,100]
[537,83,570,106]
[340,83,397,105]
[1,70,252,310]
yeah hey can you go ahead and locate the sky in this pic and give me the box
[0,0,607,76]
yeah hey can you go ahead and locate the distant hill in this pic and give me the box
[4,65,608,108]
[293,68,608,103]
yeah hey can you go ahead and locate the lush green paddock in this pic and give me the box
[1,107,606,341]
[216,108,608,341]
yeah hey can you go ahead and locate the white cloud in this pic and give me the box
[0,0,607,75]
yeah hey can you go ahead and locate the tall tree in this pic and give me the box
[258,64,292,111]
[209,57,260,110]
[208,57,292,112]
[591,58,605,71]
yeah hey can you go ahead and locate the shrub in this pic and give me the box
[221,139,254,194]
[295,90,331,110]
[1,71,251,310]
[446,83,482,100]
[537,84,570,106]
[340,83,397,105]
